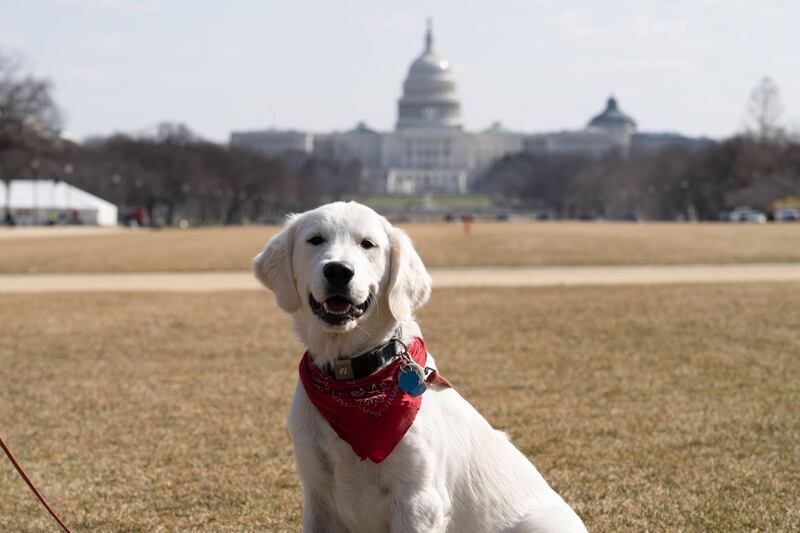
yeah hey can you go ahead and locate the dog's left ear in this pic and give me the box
[252,215,300,312]
[387,227,432,322]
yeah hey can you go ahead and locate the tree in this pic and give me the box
[74,130,297,226]
[476,152,594,216]
[0,52,62,151]
[745,77,785,141]
[0,51,63,219]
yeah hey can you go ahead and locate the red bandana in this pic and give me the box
[299,337,428,463]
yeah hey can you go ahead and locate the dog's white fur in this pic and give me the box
[254,202,587,533]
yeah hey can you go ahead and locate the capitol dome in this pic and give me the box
[396,20,462,130]
[588,96,637,133]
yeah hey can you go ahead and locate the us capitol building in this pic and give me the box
[231,22,709,195]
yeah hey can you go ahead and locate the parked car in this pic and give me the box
[728,206,767,224]
[774,206,800,222]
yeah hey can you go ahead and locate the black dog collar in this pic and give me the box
[328,339,403,381]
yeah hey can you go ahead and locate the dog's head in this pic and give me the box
[253,202,431,336]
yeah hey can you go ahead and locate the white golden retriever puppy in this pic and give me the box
[253,201,587,533]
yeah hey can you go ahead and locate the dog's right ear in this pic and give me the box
[386,227,432,322]
[252,215,300,312]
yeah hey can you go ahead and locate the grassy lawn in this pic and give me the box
[2,222,800,273]
[1,284,798,531]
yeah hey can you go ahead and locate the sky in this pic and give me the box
[2,0,799,142]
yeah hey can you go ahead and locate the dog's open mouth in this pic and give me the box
[309,293,371,325]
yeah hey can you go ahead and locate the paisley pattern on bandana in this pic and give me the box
[299,337,428,463]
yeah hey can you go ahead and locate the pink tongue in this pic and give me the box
[325,296,352,313]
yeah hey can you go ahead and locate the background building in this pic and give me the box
[229,130,314,157]
[230,21,711,195]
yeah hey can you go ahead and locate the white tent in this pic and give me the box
[1,180,118,226]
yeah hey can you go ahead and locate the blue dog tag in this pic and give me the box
[398,364,427,397]
[408,383,427,397]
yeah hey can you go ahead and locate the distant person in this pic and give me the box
[462,214,474,234]
[124,207,145,227]
[47,210,57,225]
[69,210,81,225]
[4,212,15,226]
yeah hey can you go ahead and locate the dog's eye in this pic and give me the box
[307,235,325,246]
[360,239,376,250]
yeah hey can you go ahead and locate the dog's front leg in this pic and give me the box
[292,437,349,533]
[389,488,448,533]
[384,406,450,532]
[300,487,347,533]
[289,384,347,533]
[293,439,347,532]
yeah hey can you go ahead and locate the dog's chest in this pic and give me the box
[318,419,433,532]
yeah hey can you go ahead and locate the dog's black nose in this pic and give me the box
[323,261,354,287]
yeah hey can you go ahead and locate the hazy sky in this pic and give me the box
[3,0,799,142]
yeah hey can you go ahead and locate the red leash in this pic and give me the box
[0,434,72,533]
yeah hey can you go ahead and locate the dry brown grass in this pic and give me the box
[1,284,799,531]
[0,226,279,274]
[2,221,800,273]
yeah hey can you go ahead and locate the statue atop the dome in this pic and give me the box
[425,18,434,54]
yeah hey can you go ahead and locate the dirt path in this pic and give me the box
[0,226,122,240]
[2,263,800,293]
